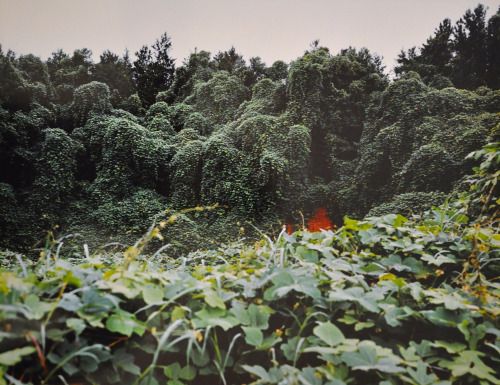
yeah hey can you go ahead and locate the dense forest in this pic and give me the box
[1,4,499,253]
[0,3,499,385]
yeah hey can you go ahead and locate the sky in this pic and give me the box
[1,0,499,72]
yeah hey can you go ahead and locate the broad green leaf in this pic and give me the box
[25,294,52,320]
[142,285,164,305]
[407,362,438,385]
[439,351,499,384]
[164,362,182,379]
[242,326,263,347]
[241,365,271,381]
[179,365,196,381]
[432,340,466,354]
[342,343,404,373]
[329,287,379,312]
[296,245,319,262]
[106,310,145,337]
[313,321,345,347]
[247,304,272,329]
[0,346,36,366]
[66,318,86,335]
[167,381,184,385]
[58,292,83,312]
[171,306,186,321]
[354,321,374,331]
[192,307,239,331]
[230,302,272,329]
[264,269,321,300]
[204,289,226,309]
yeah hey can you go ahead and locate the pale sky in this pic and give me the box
[1,0,499,72]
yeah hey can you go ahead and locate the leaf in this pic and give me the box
[432,340,466,354]
[264,269,321,300]
[66,318,86,335]
[379,273,406,288]
[230,303,271,329]
[296,245,319,262]
[354,321,374,331]
[439,351,500,384]
[421,253,456,266]
[167,381,184,385]
[171,306,186,321]
[313,321,345,347]
[106,310,145,337]
[241,365,271,381]
[329,287,379,312]
[342,343,404,373]
[112,349,141,375]
[192,307,239,331]
[0,346,36,366]
[342,344,377,368]
[24,294,52,320]
[204,289,226,309]
[407,362,439,385]
[164,362,182,379]
[142,285,164,305]
[179,365,196,381]
[242,326,263,347]
[247,304,272,329]
[58,292,83,312]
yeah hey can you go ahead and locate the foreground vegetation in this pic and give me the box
[0,143,498,384]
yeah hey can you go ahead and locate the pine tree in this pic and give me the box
[133,33,175,107]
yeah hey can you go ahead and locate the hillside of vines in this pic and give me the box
[0,3,499,385]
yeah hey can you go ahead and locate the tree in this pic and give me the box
[266,60,288,82]
[212,46,246,73]
[396,19,453,84]
[94,50,135,104]
[133,33,175,107]
[72,81,112,126]
[161,50,213,103]
[486,6,500,88]
[47,48,94,103]
[186,71,249,125]
[452,4,488,89]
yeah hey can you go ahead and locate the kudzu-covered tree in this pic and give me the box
[160,50,213,104]
[72,81,112,126]
[170,139,204,207]
[30,128,82,226]
[186,71,249,126]
[201,133,250,208]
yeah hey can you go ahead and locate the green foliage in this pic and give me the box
[93,50,135,105]
[170,140,204,207]
[187,71,249,126]
[1,17,500,251]
[133,33,175,107]
[347,75,499,216]
[30,128,82,220]
[93,189,167,232]
[396,5,500,90]
[72,81,112,126]
[1,151,498,384]
[367,192,447,217]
